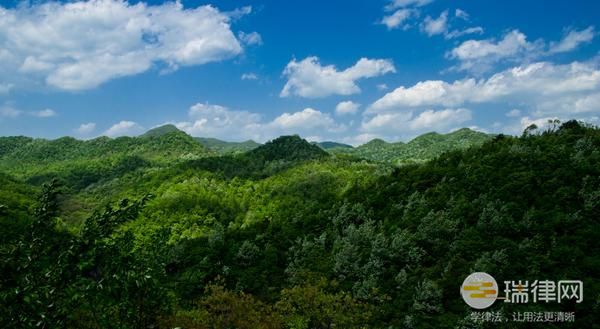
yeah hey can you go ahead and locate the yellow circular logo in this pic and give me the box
[461,272,498,309]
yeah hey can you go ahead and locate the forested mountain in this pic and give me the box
[195,137,261,154]
[141,123,262,154]
[141,124,182,137]
[0,121,598,328]
[313,141,354,150]
[332,128,494,164]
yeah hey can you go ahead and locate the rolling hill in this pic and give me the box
[331,128,493,164]
[0,121,598,328]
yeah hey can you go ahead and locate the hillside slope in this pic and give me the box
[0,130,207,189]
[1,122,597,328]
[195,137,261,154]
[332,128,493,164]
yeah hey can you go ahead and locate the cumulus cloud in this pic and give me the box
[76,122,97,135]
[449,27,596,73]
[175,103,346,142]
[408,108,471,130]
[548,26,595,54]
[103,121,144,137]
[448,30,540,72]
[272,108,341,131]
[0,0,250,91]
[280,56,395,98]
[179,103,262,140]
[360,108,472,139]
[421,10,448,36]
[335,101,360,115]
[370,60,600,115]
[31,109,57,118]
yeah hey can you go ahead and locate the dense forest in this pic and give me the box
[0,121,598,328]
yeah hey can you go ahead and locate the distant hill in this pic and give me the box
[180,135,330,180]
[312,141,353,150]
[330,128,493,165]
[248,135,328,162]
[0,130,207,189]
[141,124,181,137]
[0,130,205,165]
[195,137,261,154]
[142,125,261,154]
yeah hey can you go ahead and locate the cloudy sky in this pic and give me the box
[0,0,599,144]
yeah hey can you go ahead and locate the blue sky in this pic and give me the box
[0,0,599,144]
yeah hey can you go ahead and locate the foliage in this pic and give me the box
[0,121,598,328]
[196,137,261,154]
[332,127,493,165]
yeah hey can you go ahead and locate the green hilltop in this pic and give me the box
[312,141,354,150]
[195,137,261,154]
[141,124,182,137]
[332,127,493,164]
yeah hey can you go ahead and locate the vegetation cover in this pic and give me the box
[0,121,598,328]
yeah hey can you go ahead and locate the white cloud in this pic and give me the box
[445,26,484,40]
[421,10,448,36]
[506,109,521,117]
[103,120,144,137]
[385,0,433,11]
[450,30,530,60]
[76,122,97,135]
[408,108,471,130]
[31,109,57,118]
[381,9,415,30]
[241,73,258,80]
[371,60,600,114]
[0,0,249,91]
[370,79,476,110]
[238,31,263,46]
[272,108,341,131]
[280,56,395,98]
[449,27,596,73]
[342,133,383,146]
[548,26,595,54]
[335,101,360,115]
[572,93,600,113]
[360,111,413,133]
[175,103,346,142]
[181,103,262,139]
[382,5,481,40]
[448,30,540,72]
[360,108,471,139]
[377,83,389,91]
[455,9,469,20]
